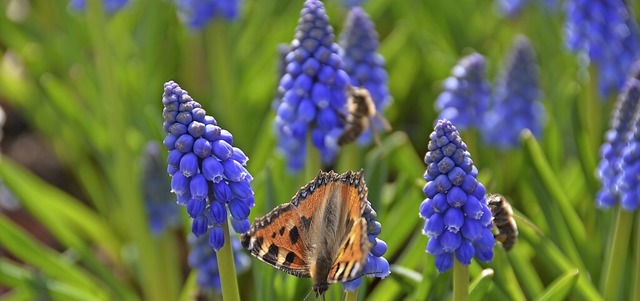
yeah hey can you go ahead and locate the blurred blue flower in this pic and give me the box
[274,0,349,171]
[483,36,544,149]
[596,79,640,209]
[176,0,240,30]
[496,0,559,18]
[435,53,490,131]
[339,6,392,144]
[342,200,390,291]
[341,0,365,9]
[69,0,128,13]
[495,0,527,17]
[610,80,640,211]
[420,119,495,273]
[565,0,640,97]
[188,233,250,291]
[162,81,254,250]
[142,142,181,236]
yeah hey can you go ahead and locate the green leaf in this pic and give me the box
[534,269,580,301]
[0,158,121,261]
[468,268,494,301]
[0,217,107,298]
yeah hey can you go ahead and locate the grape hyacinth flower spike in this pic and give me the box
[596,79,640,209]
[162,81,254,250]
[274,0,350,171]
[612,80,640,211]
[142,141,181,236]
[565,0,640,97]
[339,6,392,144]
[420,119,495,272]
[435,53,490,131]
[176,0,240,30]
[483,35,544,149]
[69,0,128,13]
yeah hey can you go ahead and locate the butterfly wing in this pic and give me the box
[241,202,311,277]
[327,218,371,283]
[241,170,341,278]
[327,170,372,283]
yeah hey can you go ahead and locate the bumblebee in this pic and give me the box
[338,86,390,146]
[486,194,518,251]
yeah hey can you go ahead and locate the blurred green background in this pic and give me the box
[0,0,638,300]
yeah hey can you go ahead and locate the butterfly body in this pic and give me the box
[241,170,371,296]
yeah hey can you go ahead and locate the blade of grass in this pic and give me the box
[534,269,580,301]
[468,268,494,301]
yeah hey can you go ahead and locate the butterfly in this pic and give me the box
[240,170,372,297]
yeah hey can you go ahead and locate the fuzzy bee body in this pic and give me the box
[338,86,389,146]
[487,194,518,251]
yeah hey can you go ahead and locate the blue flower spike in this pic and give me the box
[607,80,640,211]
[339,6,392,144]
[175,0,240,30]
[69,0,128,13]
[596,79,640,209]
[435,53,490,131]
[274,0,349,171]
[565,0,640,97]
[342,200,391,291]
[162,81,254,250]
[420,119,495,273]
[483,35,544,149]
[142,141,181,236]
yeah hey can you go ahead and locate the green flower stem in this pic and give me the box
[453,260,469,301]
[600,207,633,301]
[344,288,359,301]
[217,221,241,301]
[632,213,640,301]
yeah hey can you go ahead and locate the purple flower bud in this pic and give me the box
[204,124,221,141]
[193,138,212,158]
[163,134,178,150]
[167,149,183,167]
[228,198,250,220]
[209,200,227,225]
[222,159,248,182]
[460,218,483,241]
[192,215,208,237]
[440,231,461,252]
[231,147,249,165]
[371,239,387,257]
[446,187,467,207]
[229,181,253,199]
[427,236,444,256]
[444,207,464,232]
[201,157,224,183]
[175,134,194,152]
[170,172,189,195]
[455,240,475,265]
[434,253,454,273]
[230,218,250,234]
[212,140,233,160]
[187,198,206,217]
[180,153,199,177]
[189,174,208,201]
[209,226,225,251]
[424,212,444,238]
[213,181,233,203]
